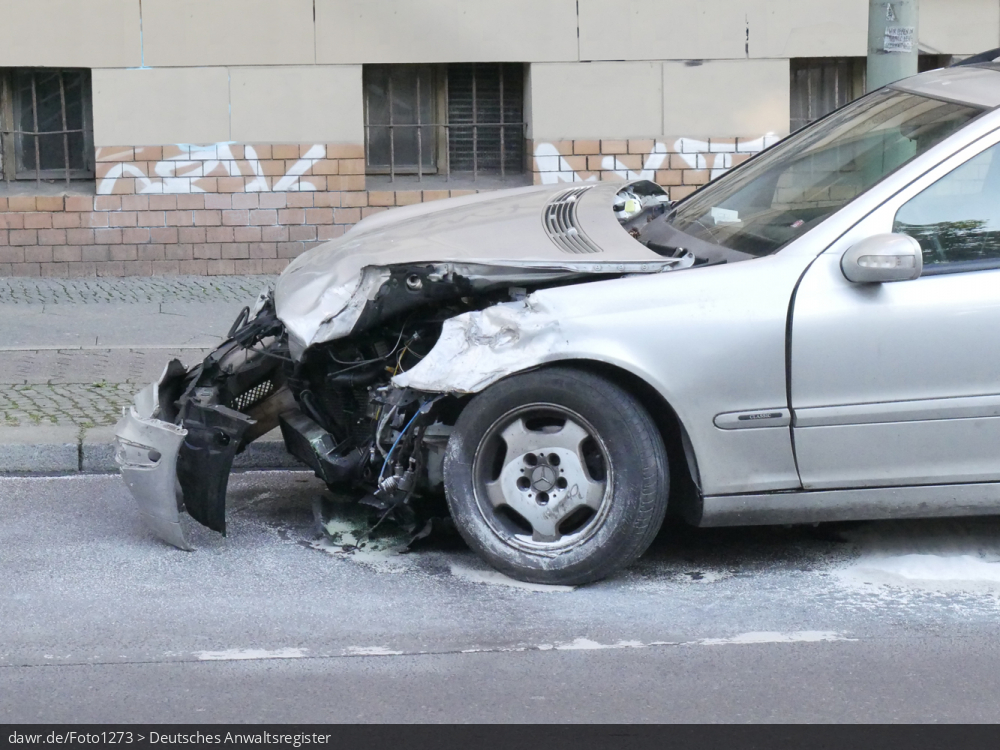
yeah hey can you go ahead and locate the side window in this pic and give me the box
[893,142,1000,274]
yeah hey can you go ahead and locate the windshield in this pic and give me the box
[638,89,984,265]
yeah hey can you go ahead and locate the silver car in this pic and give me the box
[116,63,1000,584]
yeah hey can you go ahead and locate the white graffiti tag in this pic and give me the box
[533,136,778,185]
[97,143,327,195]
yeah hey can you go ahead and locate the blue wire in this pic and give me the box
[379,408,422,482]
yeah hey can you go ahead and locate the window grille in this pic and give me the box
[790,58,865,133]
[0,68,95,184]
[364,63,526,182]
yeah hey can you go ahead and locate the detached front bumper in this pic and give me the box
[114,361,192,550]
[114,355,260,550]
[114,296,286,550]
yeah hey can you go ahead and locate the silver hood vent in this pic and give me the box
[543,186,603,254]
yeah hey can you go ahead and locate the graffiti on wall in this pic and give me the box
[94,137,783,195]
[533,137,779,185]
[97,144,328,195]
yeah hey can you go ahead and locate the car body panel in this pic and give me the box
[274,181,680,353]
[699,482,1000,527]
[791,124,1000,489]
[396,253,811,495]
[893,65,1000,108]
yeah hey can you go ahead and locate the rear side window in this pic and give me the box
[894,141,1000,274]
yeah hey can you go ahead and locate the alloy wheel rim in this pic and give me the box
[472,403,614,553]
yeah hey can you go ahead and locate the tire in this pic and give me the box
[443,367,669,585]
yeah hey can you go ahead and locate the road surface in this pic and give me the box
[3,471,1000,723]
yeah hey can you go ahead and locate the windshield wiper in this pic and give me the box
[645,241,688,257]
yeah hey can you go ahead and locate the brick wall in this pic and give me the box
[0,142,482,277]
[0,137,762,277]
[530,136,776,199]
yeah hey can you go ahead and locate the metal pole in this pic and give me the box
[867,0,918,91]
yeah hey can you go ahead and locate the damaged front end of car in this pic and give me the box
[115,180,685,549]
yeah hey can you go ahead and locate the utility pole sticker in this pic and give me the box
[884,26,914,53]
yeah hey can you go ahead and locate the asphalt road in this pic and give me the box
[4,471,1000,723]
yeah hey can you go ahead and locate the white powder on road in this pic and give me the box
[449,563,576,592]
[554,638,651,650]
[464,632,851,654]
[831,518,1000,594]
[850,554,1000,582]
[344,646,404,656]
[195,648,307,661]
[695,631,853,646]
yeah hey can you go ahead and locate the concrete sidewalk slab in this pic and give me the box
[0,303,241,349]
[0,348,214,385]
[0,425,302,475]
[0,275,273,350]
[0,275,306,476]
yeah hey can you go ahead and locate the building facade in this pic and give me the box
[0,0,996,277]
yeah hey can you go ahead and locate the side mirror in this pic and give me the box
[841,233,923,283]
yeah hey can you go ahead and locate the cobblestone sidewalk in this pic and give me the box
[0,275,297,472]
[0,383,137,429]
[0,275,273,429]
[0,275,274,305]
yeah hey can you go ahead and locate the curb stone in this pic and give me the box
[81,426,118,473]
[0,427,303,475]
[233,429,304,470]
[0,426,79,473]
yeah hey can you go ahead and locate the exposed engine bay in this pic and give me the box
[115,179,684,549]
[162,288,516,540]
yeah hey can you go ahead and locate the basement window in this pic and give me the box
[0,68,95,185]
[790,58,866,133]
[364,63,527,185]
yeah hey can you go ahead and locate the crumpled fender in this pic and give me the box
[391,298,566,394]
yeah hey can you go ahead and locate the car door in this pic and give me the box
[791,130,1000,490]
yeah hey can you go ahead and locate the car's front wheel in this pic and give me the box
[443,367,669,585]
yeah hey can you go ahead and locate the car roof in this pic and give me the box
[891,64,1000,109]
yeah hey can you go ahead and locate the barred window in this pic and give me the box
[0,68,94,184]
[364,63,525,182]
[790,58,865,133]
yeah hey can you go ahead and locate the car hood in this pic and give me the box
[274,181,683,355]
